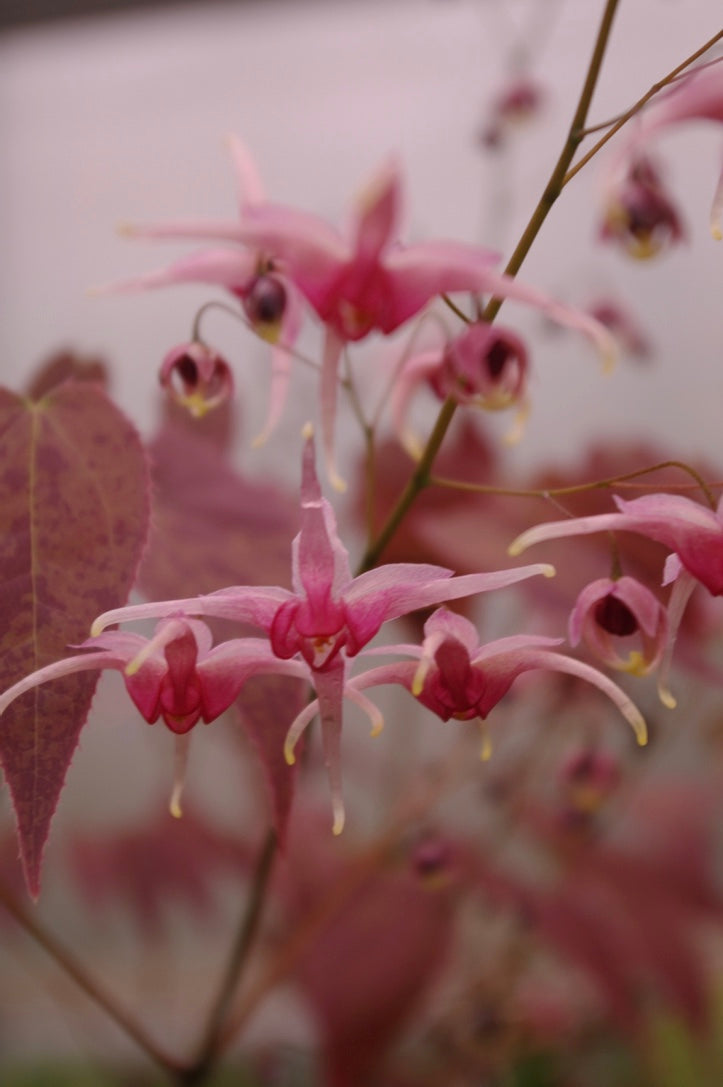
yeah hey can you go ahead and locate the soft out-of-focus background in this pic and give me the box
[1,0,722,476]
[1,0,722,1078]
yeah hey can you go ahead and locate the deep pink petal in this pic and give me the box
[351,160,402,265]
[382,240,501,328]
[93,248,257,295]
[0,650,128,717]
[294,434,352,599]
[91,587,293,637]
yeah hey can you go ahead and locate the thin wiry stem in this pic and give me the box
[563,31,723,185]
[357,0,621,573]
[429,458,719,508]
[177,827,278,1086]
[0,880,182,1078]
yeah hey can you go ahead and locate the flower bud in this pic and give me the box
[240,273,287,343]
[568,575,668,676]
[159,342,234,418]
[429,322,528,411]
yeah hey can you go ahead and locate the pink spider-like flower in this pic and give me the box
[568,575,669,690]
[510,492,723,706]
[392,322,530,456]
[160,341,234,418]
[88,434,555,833]
[602,61,723,253]
[98,138,615,488]
[96,135,303,446]
[0,617,300,815]
[233,158,615,488]
[344,608,647,755]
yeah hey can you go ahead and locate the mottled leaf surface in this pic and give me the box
[0,383,150,895]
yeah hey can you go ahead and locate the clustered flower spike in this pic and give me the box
[346,607,647,755]
[602,60,723,254]
[77,433,556,835]
[95,135,616,489]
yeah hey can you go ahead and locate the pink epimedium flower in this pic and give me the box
[95,135,303,447]
[0,617,303,816]
[90,434,556,833]
[392,322,530,457]
[568,576,669,680]
[603,61,723,250]
[232,158,617,488]
[600,153,685,260]
[160,341,234,418]
[509,492,723,707]
[343,608,647,754]
[509,493,723,597]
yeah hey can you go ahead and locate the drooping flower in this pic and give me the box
[602,61,723,252]
[568,575,669,681]
[160,341,234,418]
[585,297,652,361]
[392,322,530,456]
[600,153,685,259]
[89,433,556,833]
[0,617,303,816]
[95,135,303,446]
[344,607,647,752]
[232,159,616,488]
[509,493,723,596]
[509,492,723,707]
[478,74,546,149]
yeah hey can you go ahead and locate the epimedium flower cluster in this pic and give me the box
[99,136,617,489]
[0,434,562,835]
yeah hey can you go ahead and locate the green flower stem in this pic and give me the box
[564,28,723,185]
[0,879,182,1078]
[429,459,718,508]
[358,0,621,574]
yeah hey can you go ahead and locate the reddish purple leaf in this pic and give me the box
[234,673,306,845]
[0,382,150,896]
[68,805,253,937]
[137,417,297,599]
[279,814,456,1086]
[24,348,110,400]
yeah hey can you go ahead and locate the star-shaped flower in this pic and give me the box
[89,433,555,832]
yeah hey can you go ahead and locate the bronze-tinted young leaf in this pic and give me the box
[0,383,150,896]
